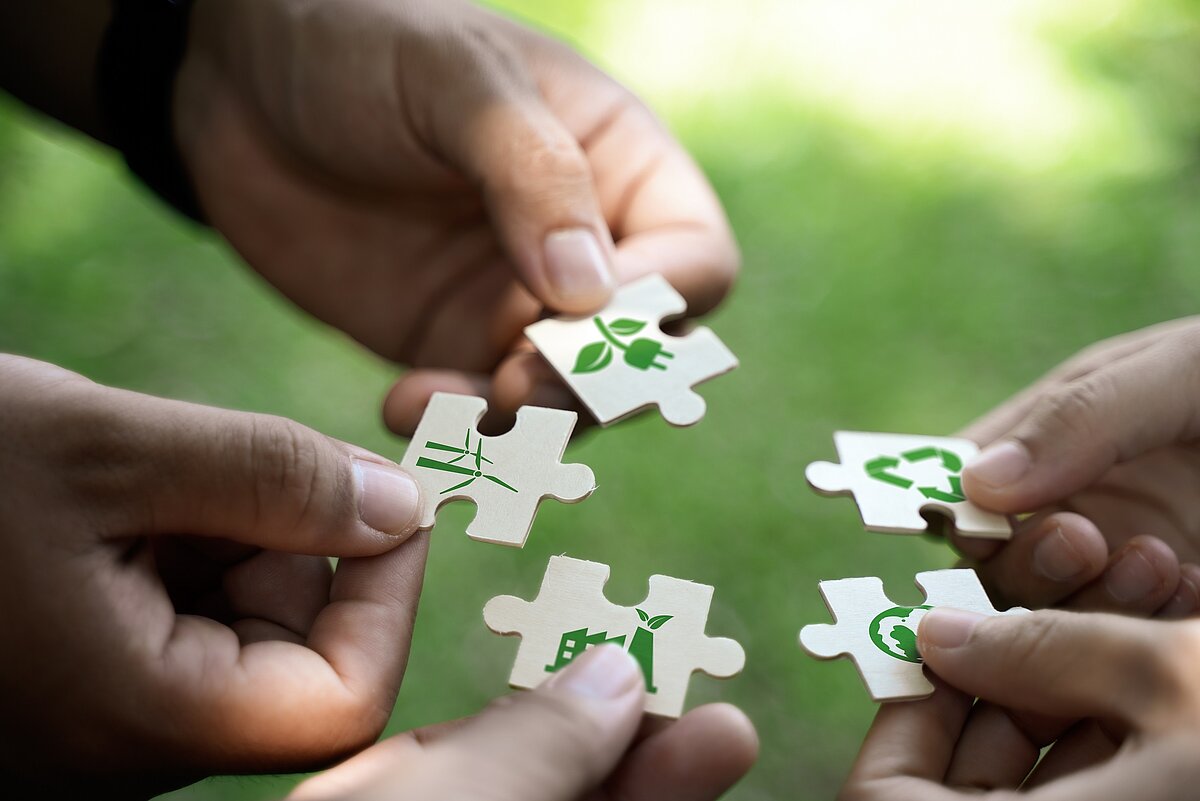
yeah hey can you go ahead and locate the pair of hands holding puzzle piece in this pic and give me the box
[825,319,1200,801]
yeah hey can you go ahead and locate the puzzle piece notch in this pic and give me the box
[806,431,1012,540]
[400,393,596,547]
[799,569,1028,701]
[483,555,745,717]
[525,274,738,427]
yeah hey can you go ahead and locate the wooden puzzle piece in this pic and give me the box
[524,274,738,427]
[799,568,1028,701]
[806,431,1012,539]
[400,393,595,547]
[483,555,745,717]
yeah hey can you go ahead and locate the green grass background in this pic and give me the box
[2,1,1199,799]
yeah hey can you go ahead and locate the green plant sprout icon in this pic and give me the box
[864,446,965,503]
[869,605,932,663]
[544,608,672,693]
[571,317,674,374]
[414,430,518,495]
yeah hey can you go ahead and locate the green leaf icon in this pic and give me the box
[572,341,613,374]
[636,608,650,622]
[647,614,673,630]
[608,318,647,336]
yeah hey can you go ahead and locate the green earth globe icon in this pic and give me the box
[868,605,932,663]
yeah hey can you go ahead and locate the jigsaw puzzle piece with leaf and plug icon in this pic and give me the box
[525,274,738,427]
[399,393,595,547]
[799,568,1028,701]
[483,555,745,717]
[806,431,1012,539]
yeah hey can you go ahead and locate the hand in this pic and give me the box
[840,607,1200,800]
[173,0,737,431]
[948,318,1200,617]
[0,356,428,797]
[288,645,758,801]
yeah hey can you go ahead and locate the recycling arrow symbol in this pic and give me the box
[865,446,965,502]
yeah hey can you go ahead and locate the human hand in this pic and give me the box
[288,645,758,801]
[840,607,1200,800]
[0,356,427,797]
[173,0,737,431]
[948,318,1200,617]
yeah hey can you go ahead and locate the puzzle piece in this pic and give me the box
[400,393,595,547]
[525,274,738,427]
[483,555,745,717]
[799,568,1028,701]
[806,431,1012,539]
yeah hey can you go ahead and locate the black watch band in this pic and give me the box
[97,0,204,222]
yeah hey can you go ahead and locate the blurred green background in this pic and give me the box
[3,0,1200,798]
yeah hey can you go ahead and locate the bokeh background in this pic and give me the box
[3,0,1200,798]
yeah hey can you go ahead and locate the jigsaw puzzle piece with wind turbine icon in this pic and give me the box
[400,393,596,547]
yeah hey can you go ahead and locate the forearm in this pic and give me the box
[0,1,113,142]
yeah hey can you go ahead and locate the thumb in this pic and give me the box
[428,645,644,800]
[917,608,1186,728]
[439,88,615,313]
[104,386,422,555]
[962,335,1200,512]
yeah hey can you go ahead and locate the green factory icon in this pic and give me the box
[544,608,673,692]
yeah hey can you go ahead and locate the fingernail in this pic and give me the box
[918,608,984,651]
[1105,547,1160,603]
[543,228,613,308]
[353,459,421,535]
[1159,574,1200,619]
[967,441,1031,489]
[548,644,641,699]
[1033,524,1087,581]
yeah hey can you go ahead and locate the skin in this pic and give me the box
[290,646,758,801]
[0,355,429,796]
[841,318,1200,799]
[174,0,739,434]
[946,318,1200,619]
[840,608,1200,800]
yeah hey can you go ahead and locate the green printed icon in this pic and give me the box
[545,608,672,692]
[572,317,674,374]
[415,430,518,494]
[865,446,965,503]
[869,605,931,663]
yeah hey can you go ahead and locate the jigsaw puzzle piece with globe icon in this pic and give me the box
[799,569,1028,701]
[400,392,596,547]
[806,431,1012,539]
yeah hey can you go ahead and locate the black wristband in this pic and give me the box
[97,0,203,222]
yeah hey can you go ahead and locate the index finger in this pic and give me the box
[534,47,738,314]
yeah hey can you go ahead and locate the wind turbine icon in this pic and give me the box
[415,430,519,494]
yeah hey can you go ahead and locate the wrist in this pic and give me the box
[97,0,204,221]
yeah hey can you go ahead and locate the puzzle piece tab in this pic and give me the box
[799,568,1028,701]
[483,555,745,717]
[400,393,595,547]
[525,274,738,427]
[806,431,1012,539]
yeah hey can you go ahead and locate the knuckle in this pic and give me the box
[1026,374,1117,452]
[1150,623,1200,719]
[500,133,593,200]
[244,415,332,532]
